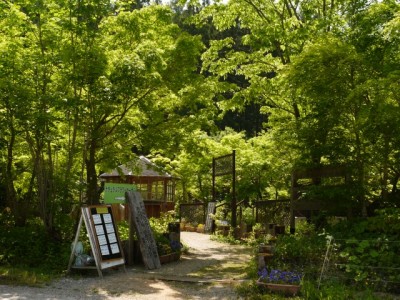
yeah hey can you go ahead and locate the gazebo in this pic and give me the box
[99,156,177,218]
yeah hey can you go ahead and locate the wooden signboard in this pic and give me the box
[68,205,125,277]
[125,191,161,270]
[205,202,216,233]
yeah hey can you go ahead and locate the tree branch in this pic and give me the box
[242,0,271,23]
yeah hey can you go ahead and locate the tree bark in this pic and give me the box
[86,138,100,205]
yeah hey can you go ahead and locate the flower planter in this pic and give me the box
[257,268,302,296]
[179,223,186,231]
[159,252,180,264]
[184,225,195,232]
[256,280,300,296]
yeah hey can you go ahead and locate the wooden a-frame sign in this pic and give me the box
[68,205,126,277]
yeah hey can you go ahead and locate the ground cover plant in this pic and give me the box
[330,209,400,294]
[217,209,400,299]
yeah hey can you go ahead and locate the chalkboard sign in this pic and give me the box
[88,206,123,260]
[125,191,161,270]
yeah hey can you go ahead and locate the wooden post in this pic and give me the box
[212,158,216,202]
[125,191,161,270]
[205,202,216,233]
[128,205,134,266]
[231,150,237,229]
[290,172,296,234]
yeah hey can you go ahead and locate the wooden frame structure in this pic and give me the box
[212,150,237,228]
[290,165,350,233]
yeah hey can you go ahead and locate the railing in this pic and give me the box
[179,202,206,225]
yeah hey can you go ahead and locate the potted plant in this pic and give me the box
[256,267,302,296]
[185,222,196,232]
[157,239,182,264]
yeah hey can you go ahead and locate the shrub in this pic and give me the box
[270,223,328,279]
[0,214,71,273]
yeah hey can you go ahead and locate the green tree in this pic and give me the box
[193,0,400,215]
[281,1,400,213]
[0,0,69,232]
[80,5,207,204]
[0,2,33,225]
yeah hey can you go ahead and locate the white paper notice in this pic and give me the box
[103,214,112,223]
[100,245,110,256]
[110,243,120,254]
[92,214,102,225]
[98,235,107,245]
[105,223,115,233]
[95,225,104,235]
[107,233,117,244]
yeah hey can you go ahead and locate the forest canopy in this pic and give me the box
[0,0,400,236]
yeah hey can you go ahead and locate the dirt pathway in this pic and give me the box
[0,232,252,299]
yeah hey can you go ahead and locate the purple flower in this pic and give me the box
[258,268,268,278]
[170,240,182,251]
[258,267,302,284]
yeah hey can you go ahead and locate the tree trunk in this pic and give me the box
[64,110,79,192]
[5,124,19,223]
[355,131,367,217]
[380,136,389,201]
[36,150,55,234]
[86,139,100,205]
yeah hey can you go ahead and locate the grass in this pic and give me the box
[0,265,62,286]
[188,260,251,280]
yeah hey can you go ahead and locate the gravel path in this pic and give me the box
[0,232,252,300]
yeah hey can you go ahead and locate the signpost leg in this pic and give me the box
[82,208,103,278]
[128,207,134,266]
[67,214,83,273]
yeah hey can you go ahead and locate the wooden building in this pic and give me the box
[99,156,177,219]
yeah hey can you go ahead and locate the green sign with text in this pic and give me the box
[103,183,137,204]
